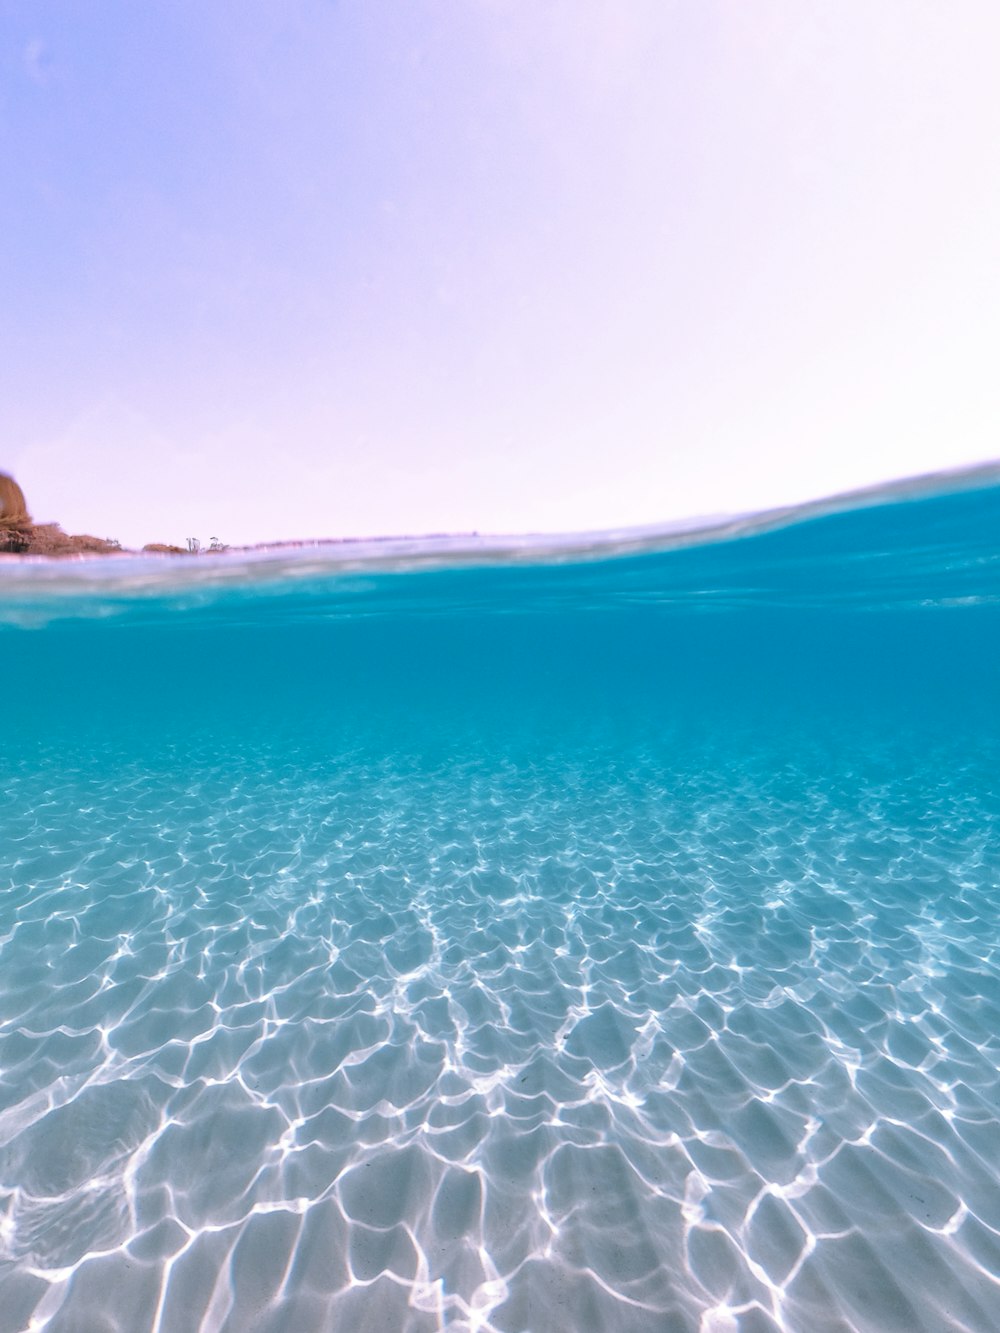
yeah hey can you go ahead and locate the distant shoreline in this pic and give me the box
[0,524,486,559]
[3,458,999,561]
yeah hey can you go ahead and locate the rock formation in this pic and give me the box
[0,471,30,524]
[1,470,265,557]
[0,471,124,555]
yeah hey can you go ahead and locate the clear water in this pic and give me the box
[2,473,999,1333]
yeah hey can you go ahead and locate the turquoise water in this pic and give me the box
[2,472,1000,1332]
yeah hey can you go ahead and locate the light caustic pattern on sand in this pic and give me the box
[1,742,1000,1333]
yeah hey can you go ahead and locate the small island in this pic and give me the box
[0,469,480,559]
[1,470,190,556]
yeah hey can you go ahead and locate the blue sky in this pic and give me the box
[2,1,999,546]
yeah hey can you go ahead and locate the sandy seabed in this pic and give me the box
[1,729,999,1333]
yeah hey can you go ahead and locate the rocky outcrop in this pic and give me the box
[0,472,30,526]
[0,470,130,556]
[6,523,122,556]
[1,470,256,557]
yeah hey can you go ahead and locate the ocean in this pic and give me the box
[1,470,999,1332]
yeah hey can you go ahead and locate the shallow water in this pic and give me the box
[2,473,1000,1331]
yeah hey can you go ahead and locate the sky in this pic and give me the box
[2,1,999,548]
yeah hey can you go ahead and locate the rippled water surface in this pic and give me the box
[2,474,1000,1331]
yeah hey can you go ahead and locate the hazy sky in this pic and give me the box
[2,1,999,547]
